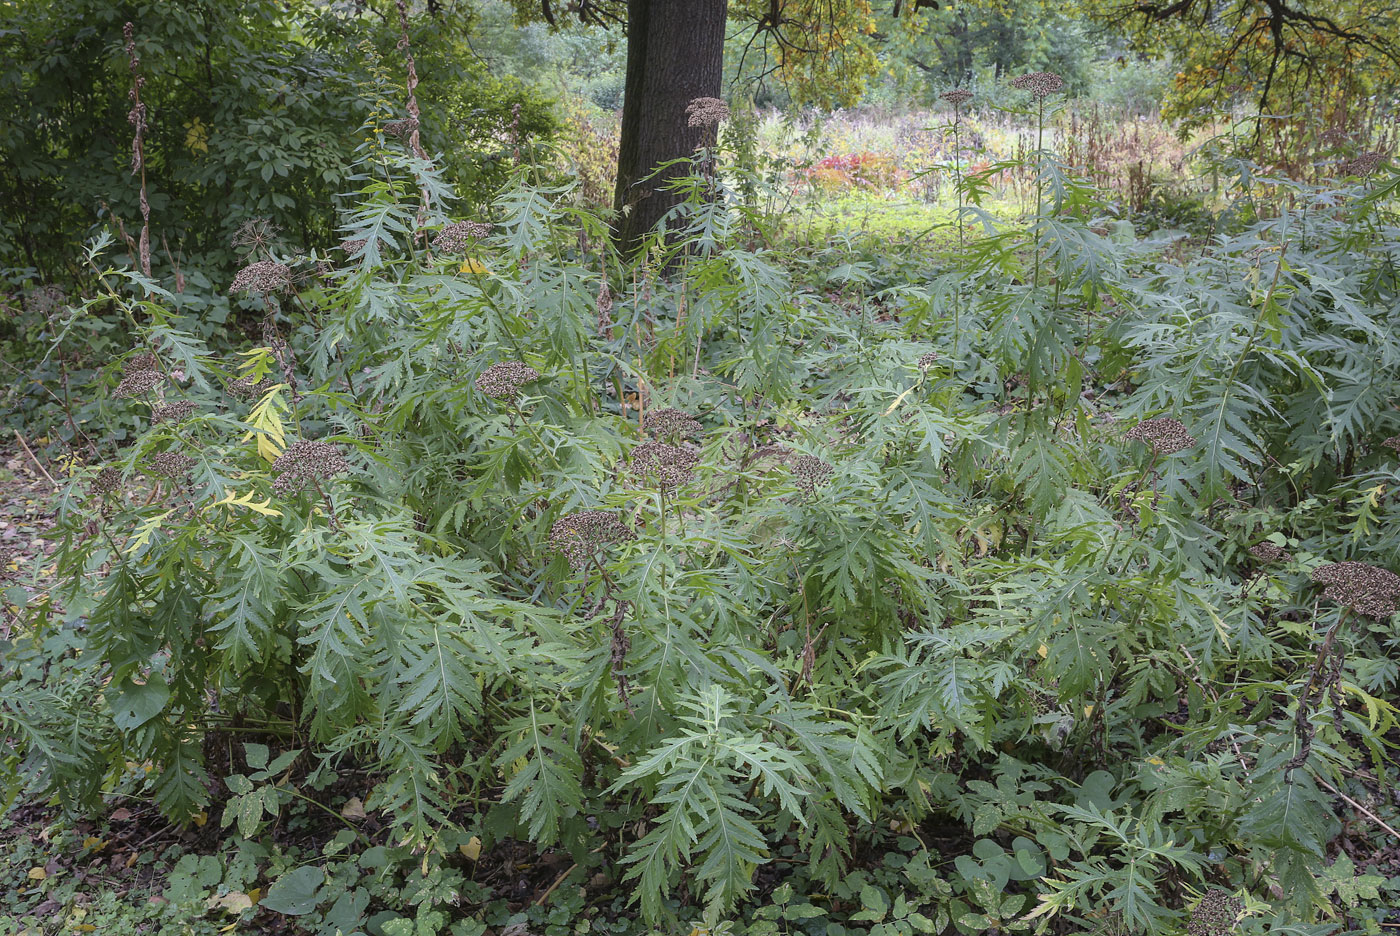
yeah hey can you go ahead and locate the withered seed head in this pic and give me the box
[645,408,702,441]
[686,97,730,128]
[1340,152,1385,177]
[1011,71,1065,99]
[475,361,540,400]
[1382,435,1400,454]
[384,116,419,139]
[271,439,350,495]
[227,374,275,400]
[432,221,493,253]
[630,441,698,490]
[152,401,197,424]
[940,88,973,106]
[230,260,292,295]
[1124,416,1196,456]
[917,351,940,371]
[549,510,636,570]
[1248,542,1291,564]
[791,454,835,496]
[90,466,123,496]
[146,451,196,479]
[1187,889,1242,936]
[1310,561,1400,620]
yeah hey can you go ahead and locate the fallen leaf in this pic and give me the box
[247,887,262,905]
[82,836,107,852]
[75,926,96,933]
[125,852,139,869]
[191,811,208,827]
[110,808,133,822]
[26,867,45,881]
[459,836,481,861]
[206,891,253,915]
[340,797,366,820]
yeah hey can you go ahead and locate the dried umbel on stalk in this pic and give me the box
[790,454,835,496]
[152,401,197,424]
[123,22,151,278]
[550,510,636,571]
[271,439,350,495]
[227,374,275,400]
[230,260,292,295]
[146,451,196,480]
[340,238,367,256]
[114,351,163,398]
[685,97,730,128]
[1124,416,1196,456]
[630,441,698,490]
[917,351,940,370]
[645,408,702,441]
[1011,71,1065,98]
[1248,542,1291,563]
[1187,889,1242,936]
[1310,561,1400,620]
[1340,152,1385,177]
[939,88,973,106]
[231,217,280,254]
[24,285,66,315]
[431,221,493,253]
[475,361,540,400]
[383,116,419,139]
[1383,435,1400,453]
[90,466,123,496]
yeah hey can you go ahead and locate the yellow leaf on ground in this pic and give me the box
[192,811,208,827]
[1036,644,1048,658]
[81,836,106,852]
[26,867,45,881]
[341,797,366,820]
[206,891,253,915]
[459,836,482,861]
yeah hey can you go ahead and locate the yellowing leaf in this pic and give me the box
[1145,756,1165,766]
[248,887,262,905]
[341,797,366,820]
[1083,705,1094,718]
[192,811,208,827]
[460,258,489,275]
[27,867,45,881]
[242,386,289,462]
[459,836,481,860]
[125,510,175,555]
[206,891,253,915]
[1036,644,1048,658]
[208,489,283,518]
[81,836,106,852]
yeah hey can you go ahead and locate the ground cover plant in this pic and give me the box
[4,5,1400,936]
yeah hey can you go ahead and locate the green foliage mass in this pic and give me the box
[4,77,1400,936]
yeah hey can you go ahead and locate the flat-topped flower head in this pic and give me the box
[475,361,540,401]
[1188,889,1242,936]
[630,441,698,490]
[271,439,349,495]
[432,221,493,253]
[645,408,702,441]
[230,260,292,295]
[686,97,730,128]
[940,88,973,106]
[550,510,636,570]
[90,466,123,496]
[1248,542,1291,564]
[151,401,196,424]
[1340,152,1385,177]
[791,454,834,496]
[1311,561,1400,620]
[146,451,195,479]
[1011,71,1065,99]
[1124,416,1196,456]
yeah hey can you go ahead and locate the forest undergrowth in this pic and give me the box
[3,84,1400,936]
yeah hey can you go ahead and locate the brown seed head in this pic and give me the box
[271,439,350,495]
[1125,416,1196,456]
[1340,152,1385,177]
[475,361,540,400]
[146,451,196,479]
[917,351,940,370]
[550,510,636,570]
[152,401,197,424]
[90,466,123,496]
[432,221,493,253]
[645,408,702,441]
[686,97,730,128]
[1011,71,1065,98]
[630,441,698,490]
[791,454,835,496]
[1187,889,1242,936]
[227,374,276,400]
[1382,435,1400,454]
[384,116,419,139]
[1310,561,1400,619]
[230,260,292,295]
[940,88,973,106]
[1248,542,1291,564]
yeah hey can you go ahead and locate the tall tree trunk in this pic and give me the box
[612,0,727,259]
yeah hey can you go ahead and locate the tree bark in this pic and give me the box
[612,0,727,259]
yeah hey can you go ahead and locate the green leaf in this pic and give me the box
[260,865,325,916]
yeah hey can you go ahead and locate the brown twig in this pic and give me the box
[14,430,59,490]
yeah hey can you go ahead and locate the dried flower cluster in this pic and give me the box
[550,510,636,570]
[1382,435,1400,453]
[686,97,730,128]
[230,260,292,295]
[24,285,66,315]
[791,454,835,496]
[114,351,163,398]
[917,351,940,370]
[1340,152,1385,177]
[231,217,280,254]
[90,466,123,496]
[227,374,275,400]
[1187,889,1242,936]
[271,439,350,495]
[939,88,973,106]
[1011,71,1065,98]
[1125,416,1196,456]
[1248,542,1291,564]
[340,238,367,256]
[630,441,698,490]
[383,116,419,139]
[645,408,702,441]
[1310,561,1400,619]
[146,451,196,479]
[432,221,493,252]
[475,361,540,400]
[0,547,18,582]
[152,401,197,424]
